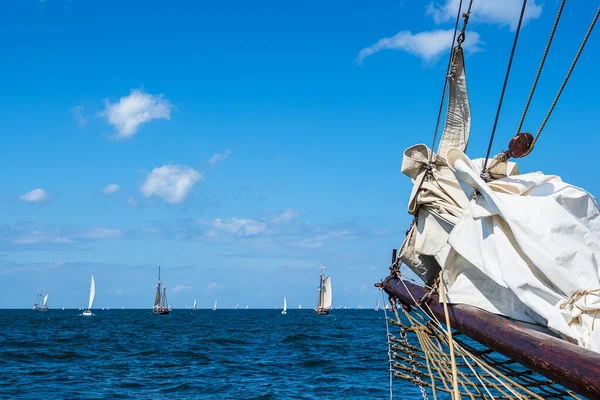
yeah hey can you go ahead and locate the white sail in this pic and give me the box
[88,274,95,310]
[298,304,302,309]
[323,276,332,309]
[282,297,287,313]
[213,300,217,310]
[43,294,48,307]
[193,299,197,309]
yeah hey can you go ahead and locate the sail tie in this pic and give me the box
[560,288,600,310]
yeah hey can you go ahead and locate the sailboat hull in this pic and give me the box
[152,307,171,315]
[313,308,330,315]
[82,310,93,316]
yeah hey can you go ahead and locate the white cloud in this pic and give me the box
[356,29,481,64]
[19,189,50,203]
[102,184,120,195]
[100,89,173,139]
[80,228,122,239]
[141,164,203,204]
[72,105,86,127]
[173,285,192,293]
[12,234,72,245]
[205,282,223,294]
[426,0,542,31]
[209,150,231,167]
[209,217,268,237]
[296,230,351,249]
[270,209,298,224]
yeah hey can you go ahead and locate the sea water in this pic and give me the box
[0,309,424,399]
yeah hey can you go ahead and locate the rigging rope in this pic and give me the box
[429,0,472,160]
[515,0,566,136]
[532,6,600,147]
[482,0,528,174]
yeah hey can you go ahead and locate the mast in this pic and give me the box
[317,265,325,308]
[154,266,161,307]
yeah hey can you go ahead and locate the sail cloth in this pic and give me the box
[438,148,600,352]
[397,46,512,285]
[397,45,600,350]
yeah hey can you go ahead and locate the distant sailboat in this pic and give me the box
[282,297,287,315]
[62,307,65,311]
[235,303,239,310]
[82,274,95,316]
[33,286,49,311]
[314,265,332,315]
[152,266,171,315]
[299,304,302,310]
[213,300,217,311]
[245,304,248,310]
[193,299,197,311]
[375,299,380,311]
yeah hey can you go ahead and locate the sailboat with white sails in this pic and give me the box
[192,299,197,311]
[282,297,287,314]
[212,300,217,311]
[152,266,171,315]
[314,264,332,315]
[32,286,49,311]
[82,274,95,316]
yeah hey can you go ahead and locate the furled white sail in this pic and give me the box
[88,274,95,310]
[43,294,48,307]
[437,148,600,352]
[323,276,332,309]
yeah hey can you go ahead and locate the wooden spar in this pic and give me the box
[381,277,600,399]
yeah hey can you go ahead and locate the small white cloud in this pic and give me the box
[100,89,173,139]
[296,230,351,249]
[102,184,120,195]
[141,164,203,204]
[19,189,50,203]
[209,217,267,237]
[173,285,192,293]
[127,196,138,207]
[426,0,542,31]
[270,209,298,224]
[204,282,223,294]
[356,29,482,64]
[72,105,86,127]
[80,228,122,239]
[209,150,231,167]
[11,231,72,245]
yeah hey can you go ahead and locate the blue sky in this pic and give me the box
[1,0,599,308]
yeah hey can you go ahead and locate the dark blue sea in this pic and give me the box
[0,309,422,399]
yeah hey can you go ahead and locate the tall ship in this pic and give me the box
[314,265,332,315]
[32,286,49,311]
[376,2,600,399]
[153,266,171,315]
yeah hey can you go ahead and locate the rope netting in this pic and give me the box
[381,285,581,400]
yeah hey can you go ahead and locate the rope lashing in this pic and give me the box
[429,0,473,160]
[560,288,600,310]
[481,0,528,176]
[383,278,582,399]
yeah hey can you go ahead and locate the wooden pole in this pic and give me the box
[381,277,600,399]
